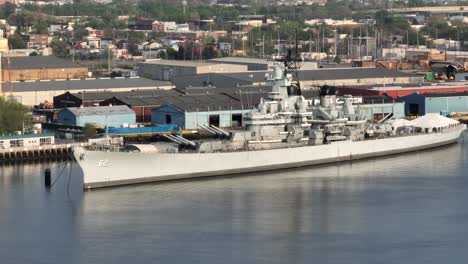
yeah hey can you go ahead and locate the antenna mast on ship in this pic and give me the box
[277,31,303,96]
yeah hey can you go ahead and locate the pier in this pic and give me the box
[0,143,87,163]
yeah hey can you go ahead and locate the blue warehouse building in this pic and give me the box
[58,105,136,128]
[360,96,406,122]
[399,92,468,116]
[151,93,253,129]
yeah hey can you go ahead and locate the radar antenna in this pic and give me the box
[276,30,303,96]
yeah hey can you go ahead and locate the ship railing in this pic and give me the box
[354,125,464,142]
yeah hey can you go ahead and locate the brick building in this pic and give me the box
[28,34,49,47]
[1,56,89,82]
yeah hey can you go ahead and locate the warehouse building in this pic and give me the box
[399,92,468,116]
[137,60,248,81]
[54,89,180,109]
[208,57,319,71]
[151,87,401,129]
[11,77,171,106]
[0,134,54,149]
[359,96,405,122]
[172,67,423,90]
[58,105,136,128]
[297,67,423,87]
[151,93,252,129]
[173,71,268,89]
[99,90,180,123]
[1,56,89,82]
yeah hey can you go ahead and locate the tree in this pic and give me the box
[33,19,49,34]
[333,55,341,64]
[202,45,217,59]
[126,31,146,55]
[166,47,177,59]
[0,97,29,134]
[7,34,27,49]
[0,3,16,18]
[83,123,97,139]
[50,38,69,57]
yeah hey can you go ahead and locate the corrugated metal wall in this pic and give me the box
[58,109,136,128]
[425,96,468,113]
[360,102,406,121]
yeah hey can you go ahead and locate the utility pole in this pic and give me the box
[334,29,337,57]
[416,29,419,46]
[262,34,265,59]
[277,32,280,57]
[322,24,325,54]
[359,27,362,60]
[366,26,370,57]
[107,48,111,74]
[407,30,409,46]
[309,33,312,54]
[0,52,3,98]
[316,29,319,53]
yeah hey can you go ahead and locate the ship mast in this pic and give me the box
[277,31,303,97]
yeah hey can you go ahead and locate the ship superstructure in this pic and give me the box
[73,57,467,189]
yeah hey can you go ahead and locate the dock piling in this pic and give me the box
[44,169,51,189]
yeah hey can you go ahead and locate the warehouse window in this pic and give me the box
[40,138,52,146]
[10,140,23,147]
[373,113,383,122]
[165,114,172,124]
[409,104,419,115]
[232,114,242,127]
[209,115,220,127]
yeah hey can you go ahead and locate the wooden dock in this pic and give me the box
[0,143,87,163]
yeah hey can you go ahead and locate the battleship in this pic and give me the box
[73,56,467,189]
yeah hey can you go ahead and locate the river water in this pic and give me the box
[1,140,468,264]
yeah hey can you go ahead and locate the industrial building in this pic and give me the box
[332,82,468,98]
[359,96,405,121]
[10,77,171,106]
[399,92,468,116]
[172,67,423,89]
[208,57,319,71]
[151,88,403,129]
[1,56,89,82]
[297,68,423,87]
[54,89,179,109]
[173,71,268,89]
[0,134,54,149]
[137,60,248,81]
[99,89,180,122]
[151,93,251,129]
[58,105,136,128]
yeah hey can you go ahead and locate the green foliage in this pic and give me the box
[50,37,69,57]
[408,0,427,7]
[126,31,146,55]
[83,123,97,139]
[423,17,468,41]
[333,55,341,64]
[0,97,29,134]
[7,33,26,49]
[33,19,49,34]
[202,45,218,59]
[0,3,16,18]
[7,10,56,33]
[71,26,89,42]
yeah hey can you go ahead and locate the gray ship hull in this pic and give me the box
[74,126,466,189]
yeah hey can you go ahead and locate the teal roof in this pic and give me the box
[0,133,54,140]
